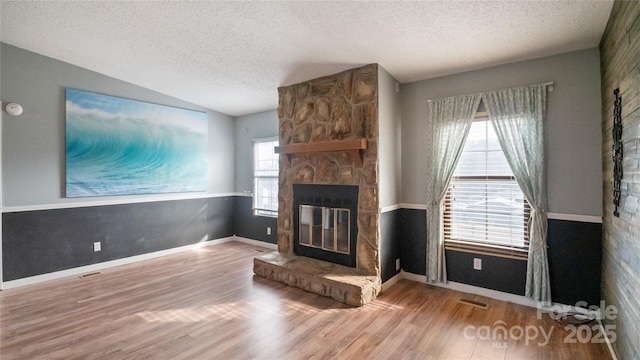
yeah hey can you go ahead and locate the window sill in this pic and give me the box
[253,211,278,218]
[445,242,528,261]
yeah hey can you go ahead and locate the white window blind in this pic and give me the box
[444,119,530,259]
[253,139,279,217]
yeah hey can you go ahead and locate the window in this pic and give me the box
[444,118,530,259]
[253,138,279,217]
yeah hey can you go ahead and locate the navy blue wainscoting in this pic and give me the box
[233,196,278,244]
[395,207,602,305]
[547,219,602,307]
[398,208,427,276]
[2,197,234,281]
[380,209,401,282]
[445,251,527,295]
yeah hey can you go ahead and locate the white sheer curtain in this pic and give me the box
[482,84,550,303]
[426,94,481,283]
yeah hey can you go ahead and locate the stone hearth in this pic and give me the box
[253,253,379,306]
[254,64,381,306]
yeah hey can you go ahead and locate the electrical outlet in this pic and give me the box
[395,258,400,271]
[93,242,101,252]
[266,227,271,235]
[473,258,482,270]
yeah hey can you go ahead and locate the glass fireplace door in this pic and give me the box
[299,205,350,255]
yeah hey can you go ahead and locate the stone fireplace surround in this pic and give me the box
[253,64,382,306]
[293,184,358,268]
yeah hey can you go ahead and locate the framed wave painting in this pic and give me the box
[65,89,208,197]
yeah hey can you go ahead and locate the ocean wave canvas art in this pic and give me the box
[66,89,208,197]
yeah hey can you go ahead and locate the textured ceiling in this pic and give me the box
[0,1,613,116]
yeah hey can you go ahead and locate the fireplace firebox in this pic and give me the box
[293,184,358,267]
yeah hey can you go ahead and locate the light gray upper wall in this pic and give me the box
[401,48,603,216]
[378,66,401,208]
[1,43,4,209]
[233,109,279,193]
[0,43,235,207]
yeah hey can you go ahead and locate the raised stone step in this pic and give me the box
[253,251,381,306]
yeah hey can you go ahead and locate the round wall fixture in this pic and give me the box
[5,102,24,116]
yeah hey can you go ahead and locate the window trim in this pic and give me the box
[252,137,279,218]
[443,117,530,260]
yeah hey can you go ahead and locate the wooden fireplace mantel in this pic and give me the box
[275,138,368,167]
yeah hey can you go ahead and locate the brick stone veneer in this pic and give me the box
[254,64,382,305]
[599,2,640,359]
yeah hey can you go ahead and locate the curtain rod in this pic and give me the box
[427,82,555,103]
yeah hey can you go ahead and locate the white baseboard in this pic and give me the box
[392,271,536,308]
[430,275,539,308]
[397,271,615,359]
[381,272,402,293]
[233,236,278,250]
[0,236,274,290]
[2,239,617,360]
[401,271,427,283]
[597,320,619,360]
[1,236,235,290]
[399,271,601,316]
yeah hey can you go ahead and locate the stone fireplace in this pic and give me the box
[253,64,382,306]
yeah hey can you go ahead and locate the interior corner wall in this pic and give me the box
[599,2,640,359]
[1,43,236,282]
[233,109,279,194]
[399,48,604,303]
[377,66,401,209]
[378,65,402,282]
[0,43,3,287]
[232,110,278,243]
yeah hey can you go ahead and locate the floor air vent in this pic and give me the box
[79,272,101,279]
[458,298,488,309]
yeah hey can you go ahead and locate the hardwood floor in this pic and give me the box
[0,241,611,360]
